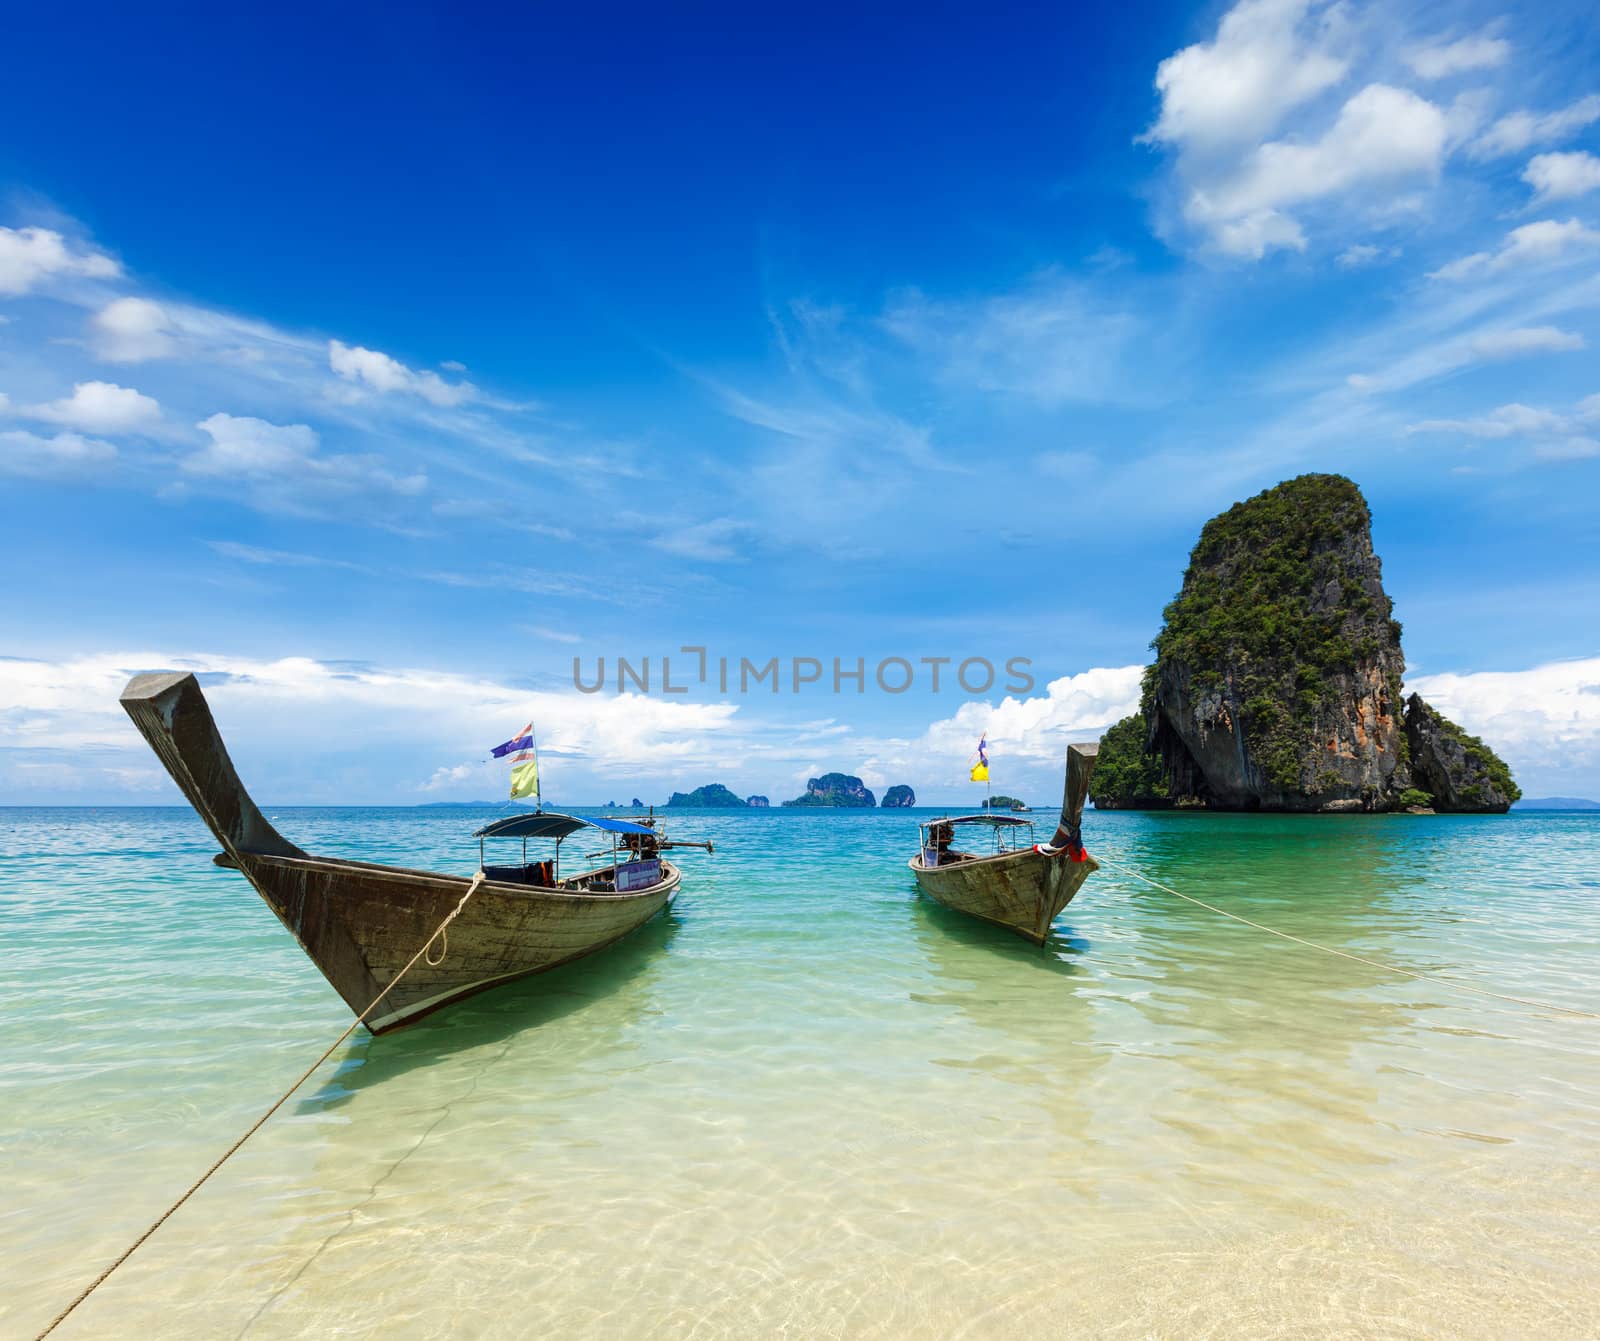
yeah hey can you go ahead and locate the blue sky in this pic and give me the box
[3,0,1599,805]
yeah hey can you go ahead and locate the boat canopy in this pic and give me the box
[474,812,655,841]
[932,814,1033,827]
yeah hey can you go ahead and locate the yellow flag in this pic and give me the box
[970,762,989,782]
[510,755,540,800]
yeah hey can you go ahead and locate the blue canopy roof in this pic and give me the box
[474,811,655,840]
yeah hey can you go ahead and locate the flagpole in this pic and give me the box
[532,723,541,811]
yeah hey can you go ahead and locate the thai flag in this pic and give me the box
[492,723,534,758]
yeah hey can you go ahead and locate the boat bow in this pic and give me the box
[120,671,304,861]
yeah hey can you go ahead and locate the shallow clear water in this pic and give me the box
[2,805,1597,1338]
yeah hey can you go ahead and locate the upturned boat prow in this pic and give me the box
[120,671,687,1033]
[909,741,1099,944]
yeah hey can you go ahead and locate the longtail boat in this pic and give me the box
[121,672,701,1033]
[909,742,1098,944]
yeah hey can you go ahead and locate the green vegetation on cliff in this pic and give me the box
[1152,473,1400,792]
[665,783,747,808]
[783,773,876,807]
[1089,714,1170,808]
[1405,695,1520,809]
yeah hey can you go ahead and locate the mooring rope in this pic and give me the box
[1095,855,1599,1021]
[36,873,486,1340]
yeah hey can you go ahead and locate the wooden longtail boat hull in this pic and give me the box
[908,846,1097,944]
[910,742,1099,945]
[121,672,679,1033]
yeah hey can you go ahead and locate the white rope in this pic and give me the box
[1095,854,1599,1021]
[36,872,487,1339]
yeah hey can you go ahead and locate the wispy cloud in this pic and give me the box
[1429,219,1600,280]
[0,428,116,479]
[0,226,118,296]
[1403,30,1508,81]
[880,274,1141,404]
[1470,93,1600,160]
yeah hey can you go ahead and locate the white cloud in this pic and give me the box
[1336,243,1390,268]
[1523,151,1600,203]
[1472,94,1600,159]
[524,626,582,645]
[1406,403,1567,438]
[1532,437,1600,462]
[184,413,427,508]
[1430,218,1600,280]
[187,412,319,476]
[0,429,116,479]
[328,339,474,407]
[1404,32,1509,81]
[0,226,118,296]
[1144,0,1348,151]
[90,297,178,362]
[422,763,476,791]
[27,380,161,433]
[208,540,371,571]
[0,650,745,801]
[920,665,1145,768]
[1142,1,1466,259]
[1347,323,1587,396]
[1407,657,1600,791]
[1467,326,1585,359]
[648,518,748,562]
[1191,84,1448,256]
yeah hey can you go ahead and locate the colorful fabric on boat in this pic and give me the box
[969,733,989,781]
[509,755,540,800]
[492,723,534,758]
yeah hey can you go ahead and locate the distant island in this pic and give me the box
[783,773,875,807]
[746,795,769,807]
[665,783,746,808]
[881,784,916,808]
[1514,797,1600,810]
[1091,474,1520,814]
[979,795,1027,811]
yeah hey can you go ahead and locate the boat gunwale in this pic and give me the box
[906,846,1044,876]
[242,850,683,903]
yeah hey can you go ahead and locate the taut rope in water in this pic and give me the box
[36,873,486,1340]
[1095,855,1600,1021]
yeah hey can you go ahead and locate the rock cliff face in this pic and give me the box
[881,784,916,808]
[783,773,876,807]
[1090,474,1518,813]
[1144,475,1406,811]
[1404,694,1520,812]
[665,783,747,808]
[746,795,770,808]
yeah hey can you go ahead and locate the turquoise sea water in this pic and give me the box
[2,805,1598,1338]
